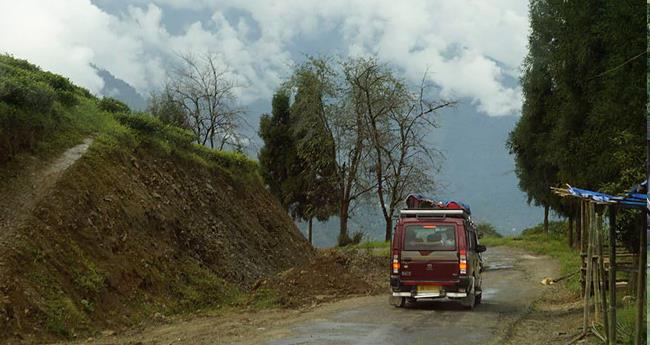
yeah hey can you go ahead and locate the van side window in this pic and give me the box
[471,230,478,250]
[465,222,475,250]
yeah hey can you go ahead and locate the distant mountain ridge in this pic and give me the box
[94,66,147,111]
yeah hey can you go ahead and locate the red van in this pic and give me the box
[389,195,485,309]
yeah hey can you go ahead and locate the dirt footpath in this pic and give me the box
[66,246,595,345]
[0,137,93,236]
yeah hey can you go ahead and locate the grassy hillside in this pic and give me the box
[0,56,314,343]
[0,55,113,165]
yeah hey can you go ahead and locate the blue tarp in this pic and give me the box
[566,183,647,209]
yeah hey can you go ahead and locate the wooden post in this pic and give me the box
[568,215,574,248]
[575,208,582,249]
[580,201,586,294]
[308,218,313,245]
[596,207,609,339]
[591,205,600,323]
[633,211,646,345]
[583,202,594,335]
[607,206,617,345]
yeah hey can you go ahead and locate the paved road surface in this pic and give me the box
[254,247,556,345]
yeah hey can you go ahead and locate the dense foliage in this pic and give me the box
[508,1,645,242]
[0,55,94,163]
[258,89,339,243]
[260,57,446,245]
[476,223,502,238]
[98,96,130,114]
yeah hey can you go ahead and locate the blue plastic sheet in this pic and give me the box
[567,184,646,209]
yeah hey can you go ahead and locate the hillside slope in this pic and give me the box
[0,130,313,343]
[0,56,314,343]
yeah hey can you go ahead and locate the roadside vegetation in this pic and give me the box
[481,221,581,294]
[480,221,644,344]
[508,0,644,249]
[0,54,114,166]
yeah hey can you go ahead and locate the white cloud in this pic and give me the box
[0,0,528,116]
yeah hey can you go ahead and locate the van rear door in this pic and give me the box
[399,223,459,282]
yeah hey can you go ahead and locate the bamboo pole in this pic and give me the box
[591,205,600,323]
[633,211,646,345]
[580,201,586,294]
[583,202,594,335]
[596,207,609,340]
[607,206,617,345]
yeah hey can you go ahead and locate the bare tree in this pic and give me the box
[350,59,455,241]
[289,56,452,245]
[165,52,245,150]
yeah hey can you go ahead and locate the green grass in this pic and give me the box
[618,304,646,344]
[483,222,645,344]
[246,288,282,309]
[481,230,581,294]
[0,54,103,163]
[348,240,390,257]
[113,112,262,185]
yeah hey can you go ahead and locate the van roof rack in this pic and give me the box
[399,209,471,220]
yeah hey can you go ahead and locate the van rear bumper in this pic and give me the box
[390,276,471,297]
[392,291,468,298]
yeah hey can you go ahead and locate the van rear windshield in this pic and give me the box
[404,224,456,251]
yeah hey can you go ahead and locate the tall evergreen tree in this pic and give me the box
[258,91,295,209]
[511,0,645,247]
[259,88,339,244]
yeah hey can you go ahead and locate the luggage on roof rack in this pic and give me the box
[404,194,471,215]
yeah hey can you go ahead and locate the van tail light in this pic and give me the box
[392,252,400,274]
[459,249,467,275]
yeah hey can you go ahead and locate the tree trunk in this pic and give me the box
[339,200,349,245]
[384,216,393,242]
[568,215,574,248]
[308,217,313,245]
[543,205,549,235]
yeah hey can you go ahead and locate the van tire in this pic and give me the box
[474,292,482,305]
[390,296,406,307]
[461,279,476,310]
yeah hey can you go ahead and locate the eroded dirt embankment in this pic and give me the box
[0,139,314,344]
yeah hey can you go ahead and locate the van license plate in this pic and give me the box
[417,285,440,294]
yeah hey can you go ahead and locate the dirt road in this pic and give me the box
[79,246,564,345]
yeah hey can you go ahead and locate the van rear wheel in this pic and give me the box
[461,279,476,310]
[390,296,406,307]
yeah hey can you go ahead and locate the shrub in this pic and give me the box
[114,112,162,134]
[98,97,130,114]
[338,231,364,247]
[521,221,567,238]
[477,222,502,238]
[42,72,75,92]
[0,74,55,113]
